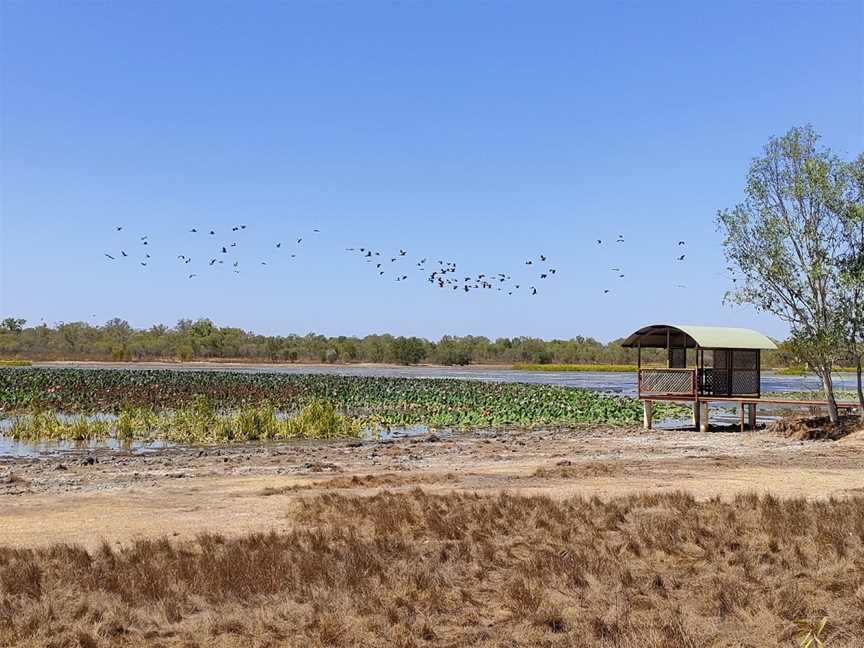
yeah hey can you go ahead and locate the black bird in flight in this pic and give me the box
[140,262,147,267]
[104,253,115,260]
[190,228,197,233]
[677,254,686,261]
[540,255,546,261]
[399,249,407,256]
[604,289,610,294]
[531,287,537,295]
[116,226,122,231]
[678,241,686,246]
[209,230,215,235]
[276,242,281,248]
[540,274,547,279]
[232,226,239,231]
[230,242,236,247]
[188,274,197,279]
[209,259,217,266]
[121,250,128,257]
[597,239,602,244]
[222,247,227,254]
[525,260,533,265]
[297,238,302,244]
[313,228,320,232]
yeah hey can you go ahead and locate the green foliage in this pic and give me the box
[717,125,859,422]
[1,318,26,333]
[0,359,31,367]
[0,368,689,429]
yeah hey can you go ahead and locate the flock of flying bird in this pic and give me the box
[103,225,689,296]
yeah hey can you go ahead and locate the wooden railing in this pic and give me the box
[638,368,696,399]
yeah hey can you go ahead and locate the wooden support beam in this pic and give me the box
[699,403,709,433]
[748,403,757,430]
[643,400,653,430]
[739,402,745,434]
[692,400,701,431]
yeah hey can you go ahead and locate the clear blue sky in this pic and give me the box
[1,2,861,342]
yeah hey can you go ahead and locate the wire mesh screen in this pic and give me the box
[733,350,758,370]
[732,370,759,395]
[640,369,694,396]
[698,367,758,396]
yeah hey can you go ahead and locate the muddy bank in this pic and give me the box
[2,426,863,548]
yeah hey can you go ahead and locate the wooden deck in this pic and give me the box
[639,394,860,433]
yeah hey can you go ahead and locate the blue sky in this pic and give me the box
[1,1,861,342]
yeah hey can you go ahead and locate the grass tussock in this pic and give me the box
[8,399,360,443]
[1,491,863,647]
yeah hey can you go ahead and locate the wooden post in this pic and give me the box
[748,403,757,430]
[637,344,641,398]
[666,330,671,368]
[739,402,745,434]
[692,400,701,430]
[643,400,653,430]
[699,402,709,432]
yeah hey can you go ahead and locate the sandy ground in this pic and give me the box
[2,426,863,548]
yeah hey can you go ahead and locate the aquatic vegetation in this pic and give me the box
[0,360,30,367]
[763,390,856,403]
[513,363,638,372]
[6,399,360,443]
[0,367,689,428]
[9,410,111,441]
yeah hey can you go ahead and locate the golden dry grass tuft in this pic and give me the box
[2,491,863,646]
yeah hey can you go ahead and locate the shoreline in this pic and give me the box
[7,359,856,376]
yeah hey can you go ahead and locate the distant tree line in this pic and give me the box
[0,316,804,367]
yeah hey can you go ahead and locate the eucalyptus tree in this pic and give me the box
[717,126,849,423]
[838,153,864,418]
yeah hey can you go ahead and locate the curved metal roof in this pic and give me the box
[621,324,777,349]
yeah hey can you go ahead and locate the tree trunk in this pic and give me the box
[857,355,864,422]
[819,367,840,424]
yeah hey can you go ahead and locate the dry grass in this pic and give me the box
[2,491,863,647]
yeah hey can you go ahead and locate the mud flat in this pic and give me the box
[2,425,863,548]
